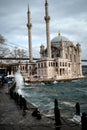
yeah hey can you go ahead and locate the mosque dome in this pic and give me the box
[51,32,69,43]
[51,32,73,48]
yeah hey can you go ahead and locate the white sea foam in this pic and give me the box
[53,81,57,84]
[61,101,75,107]
[69,114,81,124]
[41,83,45,85]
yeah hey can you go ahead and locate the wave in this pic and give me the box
[61,101,75,107]
[14,72,24,90]
[75,88,87,95]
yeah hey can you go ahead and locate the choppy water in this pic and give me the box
[15,72,87,116]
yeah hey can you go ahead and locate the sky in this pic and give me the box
[0,0,87,60]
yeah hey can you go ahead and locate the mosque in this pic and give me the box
[20,0,83,81]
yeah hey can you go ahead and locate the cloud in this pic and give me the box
[0,0,87,60]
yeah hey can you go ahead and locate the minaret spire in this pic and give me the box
[44,0,51,58]
[27,4,33,62]
[45,0,48,4]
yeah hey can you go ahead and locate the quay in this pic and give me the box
[0,83,81,130]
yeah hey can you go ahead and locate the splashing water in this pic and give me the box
[14,72,24,94]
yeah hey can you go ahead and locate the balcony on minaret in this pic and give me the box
[44,16,50,22]
[27,23,32,29]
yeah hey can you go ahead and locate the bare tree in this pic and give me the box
[0,46,10,58]
[0,34,10,58]
[17,49,27,58]
[0,34,28,59]
[10,47,27,58]
[0,34,6,44]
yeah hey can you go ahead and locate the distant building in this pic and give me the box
[82,65,87,75]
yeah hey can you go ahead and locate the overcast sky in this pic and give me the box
[0,0,87,60]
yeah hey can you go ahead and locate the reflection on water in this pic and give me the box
[14,72,87,116]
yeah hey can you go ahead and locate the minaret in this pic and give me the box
[76,43,82,76]
[27,5,33,62]
[59,32,64,58]
[44,0,51,58]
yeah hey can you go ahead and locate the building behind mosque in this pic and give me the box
[19,0,83,82]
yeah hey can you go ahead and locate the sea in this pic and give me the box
[14,72,87,117]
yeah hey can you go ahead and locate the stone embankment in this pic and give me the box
[24,76,86,84]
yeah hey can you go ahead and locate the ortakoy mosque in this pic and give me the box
[20,0,83,81]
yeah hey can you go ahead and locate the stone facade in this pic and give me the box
[19,34,83,80]
[38,33,82,80]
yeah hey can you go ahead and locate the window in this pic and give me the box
[65,62,67,66]
[23,66,24,70]
[44,62,46,67]
[74,55,76,62]
[29,66,31,70]
[68,63,70,67]
[53,62,55,66]
[52,55,54,58]
[70,54,72,61]
[41,63,43,68]
[38,63,40,68]
[56,62,58,67]
[49,62,50,67]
